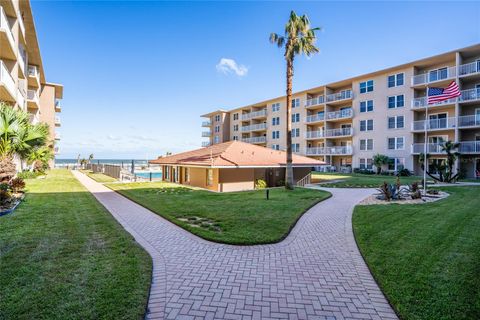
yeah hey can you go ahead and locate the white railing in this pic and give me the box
[201,131,211,137]
[0,7,15,47]
[411,117,456,131]
[17,10,25,39]
[201,141,211,147]
[411,96,457,108]
[241,109,267,120]
[27,89,39,102]
[306,146,352,155]
[0,60,15,97]
[459,141,480,154]
[18,45,26,74]
[296,173,311,187]
[458,61,480,77]
[459,88,480,103]
[305,113,325,123]
[326,108,353,120]
[242,136,266,144]
[305,130,325,139]
[55,133,61,140]
[201,121,211,127]
[411,143,445,154]
[411,66,456,86]
[55,116,61,125]
[305,95,325,107]
[325,89,353,103]
[16,88,25,109]
[28,65,39,77]
[241,123,267,132]
[324,127,352,137]
[458,115,480,128]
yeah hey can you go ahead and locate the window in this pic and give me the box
[359,158,373,170]
[388,73,404,88]
[292,113,300,123]
[387,137,404,150]
[272,103,280,112]
[214,125,220,133]
[387,158,405,171]
[206,169,213,186]
[184,167,190,182]
[360,139,374,151]
[272,131,280,139]
[233,136,238,141]
[233,113,239,120]
[164,166,170,180]
[271,144,280,150]
[360,119,374,131]
[215,114,221,122]
[388,115,405,129]
[214,136,219,144]
[233,124,239,131]
[388,95,404,108]
[359,80,374,93]
[429,67,448,82]
[272,117,280,126]
[360,100,374,113]
[292,143,300,153]
[291,98,300,108]
[292,128,300,137]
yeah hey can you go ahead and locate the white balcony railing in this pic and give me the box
[0,7,15,48]
[305,113,325,123]
[324,127,353,137]
[458,61,480,77]
[16,88,25,109]
[27,89,39,102]
[17,10,25,40]
[411,117,456,131]
[0,60,15,98]
[241,109,267,120]
[18,45,26,75]
[28,65,39,77]
[305,95,325,107]
[201,131,211,137]
[306,146,352,155]
[55,116,61,125]
[459,88,480,103]
[305,130,325,139]
[55,133,61,140]
[325,90,353,103]
[241,123,267,132]
[411,96,457,108]
[242,136,266,144]
[326,108,353,120]
[411,66,456,86]
[201,141,211,147]
[459,141,480,154]
[411,143,445,154]
[201,120,211,127]
[458,115,480,128]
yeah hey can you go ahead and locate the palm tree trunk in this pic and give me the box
[285,57,294,190]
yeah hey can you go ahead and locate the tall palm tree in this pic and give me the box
[270,11,320,189]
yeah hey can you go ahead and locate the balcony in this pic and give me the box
[458,115,480,128]
[28,65,40,88]
[241,123,267,132]
[55,116,61,127]
[27,89,40,110]
[411,143,445,154]
[55,133,61,140]
[305,130,325,139]
[18,45,26,76]
[305,113,325,124]
[459,141,480,154]
[55,99,61,112]
[54,147,59,155]
[201,141,211,147]
[411,66,456,86]
[17,10,25,42]
[0,60,15,102]
[16,88,25,110]
[459,88,480,104]
[324,127,353,138]
[306,146,352,156]
[325,90,353,104]
[411,117,456,131]
[241,109,267,120]
[411,96,456,109]
[0,6,15,60]
[201,120,211,127]
[201,131,211,137]
[326,108,353,121]
[458,61,480,78]
[305,95,325,108]
[242,136,267,144]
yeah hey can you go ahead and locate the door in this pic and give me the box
[429,113,447,129]
[475,158,480,179]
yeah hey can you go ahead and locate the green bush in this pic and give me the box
[396,168,412,177]
[353,168,375,175]
[255,179,267,189]
[17,171,41,179]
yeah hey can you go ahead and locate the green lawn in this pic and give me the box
[0,170,152,319]
[353,186,480,320]
[312,172,424,188]
[80,169,117,183]
[107,182,330,245]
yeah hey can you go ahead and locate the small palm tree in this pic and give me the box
[270,11,320,189]
[88,154,94,164]
[373,154,389,174]
[27,146,53,173]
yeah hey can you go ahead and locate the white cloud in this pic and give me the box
[216,58,248,77]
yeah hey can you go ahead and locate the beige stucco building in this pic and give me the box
[202,44,480,179]
[0,0,63,168]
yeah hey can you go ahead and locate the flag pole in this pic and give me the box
[423,86,429,195]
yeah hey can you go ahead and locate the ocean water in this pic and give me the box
[55,159,150,166]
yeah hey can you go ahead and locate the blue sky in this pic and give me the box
[32,1,480,159]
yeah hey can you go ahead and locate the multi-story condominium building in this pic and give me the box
[0,0,63,167]
[201,44,480,179]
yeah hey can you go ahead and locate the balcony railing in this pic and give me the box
[201,120,211,127]
[411,96,456,108]
[55,133,61,140]
[0,7,15,48]
[55,116,61,125]
[458,61,480,77]
[0,60,15,98]
[411,66,456,86]
[16,89,25,109]
[305,95,325,107]
[459,88,480,103]
[325,127,352,137]
[458,115,480,128]
[305,113,325,123]
[28,65,39,77]
[241,109,267,120]
[326,108,353,120]
[201,131,211,137]
[201,141,211,147]
[242,136,266,144]
[325,90,353,103]
[306,146,352,155]
[27,89,39,102]
[54,147,59,154]
[411,143,445,154]
[17,10,25,40]
[241,123,267,132]
[459,141,480,154]
[411,117,456,131]
[305,130,325,139]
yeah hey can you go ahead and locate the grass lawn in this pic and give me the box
[353,186,480,320]
[80,169,117,183]
[107,182,330,245]
[312,172,424,188]
[0,169,152,319]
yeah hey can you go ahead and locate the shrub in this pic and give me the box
[17,171,40,179]
[0,156,16,183]
[0,183,11,206]
[397,168,412,177]
[10,177,25,193]
[255,179,267,189]
[353,168,375,175]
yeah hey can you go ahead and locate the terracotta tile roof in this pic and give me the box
[149,141,325,168]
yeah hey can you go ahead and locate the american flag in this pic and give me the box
[428,81,461,104]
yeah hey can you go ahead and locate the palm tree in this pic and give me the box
[373,154,389,174]
[27,146,53,172]
[88,154,94,164]
[270,11,320,189]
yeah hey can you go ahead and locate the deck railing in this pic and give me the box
[305,95,325,107]
[305,113,325,123]
[458,115,480,128]
[326,108,352,120]
[411,66,456,86]
[305,130,325,139]
[325,89,352,103]
[459,141,480,154]
[458,61,480,77]
[411,117,456,131]
[324,127,352,137]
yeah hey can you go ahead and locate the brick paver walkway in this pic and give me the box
[73,171,397,320]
